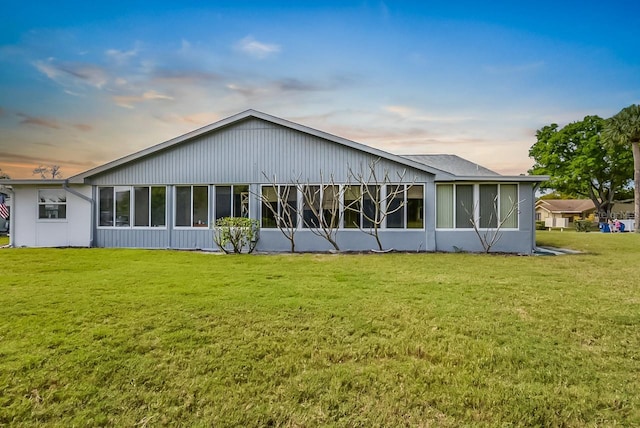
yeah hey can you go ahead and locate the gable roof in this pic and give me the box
[0,109,546,185]
[68,109,451,183]
[535,199,596,213]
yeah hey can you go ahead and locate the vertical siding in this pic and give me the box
[89,118,432,185]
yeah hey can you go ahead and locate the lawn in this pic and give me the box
[1,231,639,426]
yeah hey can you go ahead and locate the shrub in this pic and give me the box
[574,219,592,232]
[535,221,546,230]
[213,217,260,254]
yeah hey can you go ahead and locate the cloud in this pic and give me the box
[73,124,93,132]
[34,59,110,89]
[113,90,174,108]
[16,113,61,129]
[152,69,220,85]
[155,111,222,126]
[383,105,475,123]
[235,36,281,59]
[105,47,138,65]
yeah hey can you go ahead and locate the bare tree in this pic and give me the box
[462,195,522,253]
[255,173,301,253]
[347,158,414,251]
[297,173,348,252]
[33,165,63,179]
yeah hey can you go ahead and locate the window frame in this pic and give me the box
[174,185,210,228]
[97,185,167,229]
[37,189,67,221]
[435,183,519,230]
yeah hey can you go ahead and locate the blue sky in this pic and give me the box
[1,1,639,178]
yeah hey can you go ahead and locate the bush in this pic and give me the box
[213,217,260,254]
[574,219,592,232]
[535,221,546,230]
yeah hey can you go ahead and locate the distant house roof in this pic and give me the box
[403,154,500,177]
[535,199,596,214]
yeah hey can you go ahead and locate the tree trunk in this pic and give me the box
[633,141,640,233]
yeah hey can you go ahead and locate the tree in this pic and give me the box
[256,173,301,253]
[347,158,415,251]
[603,104,640,232]
[529,116,633,219]
[33,165,63,179]
[297,173,348,252]
[0,168,9,179]
[462,195,522,253]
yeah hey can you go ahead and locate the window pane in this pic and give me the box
[407,185,424,229]
[479,184,498,228]
[386,185,404,228]
[436,185,453,228]
[99,187,114,226]
[38,189,67,219]
[134,187,150,227]
[261,187,278,228]
[233,185,250,218]
[362,185,379,229]
[193,186,208,227]
[115,189,130,227]
[282,185,298,228]
[215,186,231,220]
[456,185,474,229]
[302,185,320,228]
[39,189,66,203]
[500,184,518,228]
[344,185,361,229]
[322,185,339,228]
[151,187,166,227]
[175,186,191,227]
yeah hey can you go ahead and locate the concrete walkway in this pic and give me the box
[534,246,582,256]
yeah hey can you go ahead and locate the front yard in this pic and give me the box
[1,231,639,426]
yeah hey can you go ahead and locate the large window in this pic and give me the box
[215,185,249,221]
[134,187,166,227]
[176,185,209,227]
[38,189,66,219]
[261,185,297,228]
[99,186,166,228]
[436,183,518,229]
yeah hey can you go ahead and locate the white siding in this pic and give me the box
[12,185,92,247]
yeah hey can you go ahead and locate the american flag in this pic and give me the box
[0,194,9,219]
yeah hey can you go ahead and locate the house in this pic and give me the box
[0,110,547,253]
[535,199,596,228]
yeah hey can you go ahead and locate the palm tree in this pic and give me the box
[603,104,640,232]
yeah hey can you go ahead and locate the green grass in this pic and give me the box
[1,231,639,426]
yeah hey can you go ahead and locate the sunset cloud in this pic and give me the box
[17,113,61,129]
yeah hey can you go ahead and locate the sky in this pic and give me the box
[1,1,639,178]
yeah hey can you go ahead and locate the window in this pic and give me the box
[215,185,249,221]
[344,185,361,228]
[406,185,424,229]
[302,185,321,228]
[176,185,209,227]
[261,185,298,228]
[99,186,166,228]
[99,187,114,226]
[134,186,166,227]
[362,185,380,229]
[38,189,66,219]
[384,185,424,229]
[386,185,405,228]
[436,183,519,229]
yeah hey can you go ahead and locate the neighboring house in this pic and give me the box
[535,199,596,228]
[0,110,547,253]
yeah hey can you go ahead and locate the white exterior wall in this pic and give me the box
[12,185,92,247]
